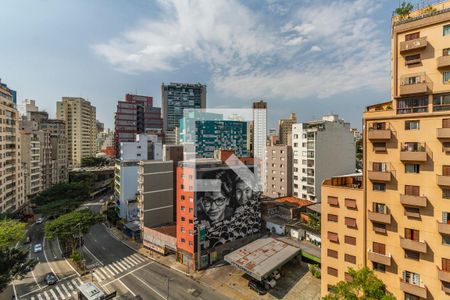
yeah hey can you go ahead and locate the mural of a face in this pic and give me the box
[200,191,230,223]
[235,181,253,205]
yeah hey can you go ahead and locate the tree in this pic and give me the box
[32,182,90,217]
[0,219,37,292]
[323,267,396,300]
[81,156,109,167]
[395,2,414,19]
[44,209,103,254]
[356,138,363,170]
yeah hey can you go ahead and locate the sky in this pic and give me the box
[0,0,416,130]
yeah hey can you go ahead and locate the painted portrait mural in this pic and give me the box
[195,167,261,250]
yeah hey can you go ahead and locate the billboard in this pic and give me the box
[195,167,261,250]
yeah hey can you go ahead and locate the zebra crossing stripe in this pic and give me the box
[102,265,116,276]
[49,288,59,299]
[61,283,71,297]
[76,277,83,285]
[37,294,44,300]
[66,281,74,290]
[93,272,102,282]
[43,291,51,300]
[111,262,124,272]
[72,279,80,288]
[122,256,137,266]
[116,260,128,270]
[125,255,139,265]
[119,258,132,268]
[98,267,112,278]
[31,297,35,300]
[55,285,66,300]
[133,254,146,262]
[106,264,120,274]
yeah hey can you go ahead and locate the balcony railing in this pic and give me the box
[437,55,450,69]
[399,72,431,96]
[400,143,428,162]
[438,221,450,235]
[400,37,428,54]
[400,238,427,253]
[367,123,392,140]
[438,267,450,283]
[437,128,450,139]
[368,210,391,224]
[399,278,427,299]
[368,163,393,182]
[437,174,450,187]
[400,194,427,207]
[368,250,392,266]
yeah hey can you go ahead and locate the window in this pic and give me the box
[345,198,357,209]
[405,120,420,130]
[397,97,428,114]
[344,272,353,282]
[405,228,420,241]
[444,71,450,84]
[405,54,420,65]
[189,219,193,224]
[443,166,450,176]
[189,241,193,247]
[328,214,338,222]
[444,118,450,128]
[344,235,356,245]
[328,232,339,243]
[180,206,185,211]
[328,196,339,206]
[443,258,450,272]
[327,249,338,258]
[444,24,450,36]
[181,227,185,233]
[181,238,186,243]
[373,162,387,172]
[444,235,450,246]
[327,267,338,277]
[405,250,420,260]
[405,164,420,173]
[405,207,420,218]
[433,94,450,111]
[373,262,386,272]
[181,216,185,221]
[403,271,420,286]
[405,32,420,41]
[443,188,450,199]
[373,142,386,152]
[373,203,387,214]
[344,254,356,264]
[444,48,450,56]
[373,242,386,255]
[345,217,357,229]
[373,183,386,191]
[181,195,185,200]
[405,185,420,196]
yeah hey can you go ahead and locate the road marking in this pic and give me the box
[57,238,80,277]
[102,265,116,276]
[103,262,153,286]
[31,270,42,290]
[104,265,118,275]
[98,267,112,278]
[116,260,128,270]
[31,297,35,300]
[118,279,136,297]
[42,237,59,280]
[49,288,59,299]
[12,280,18,300]
[124,256,138,266]
[125,255,139,265]
[130,273,166,300]
[111,262,125,272]
[93,271,102,282]
[132,254,147,263]
[119,258,132,268]
[61,283,71,297]
[43,291,51,300]
[82,245,104,266]
[55,285,66,299]
[37,294,44,300]
[75,277,83,285]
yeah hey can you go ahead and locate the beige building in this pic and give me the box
[265,145,292,198]
[0,82,25,213]
[56,97,97,168]
[321,3,450,299]
[278,113,297,146]
[20,122,43,199]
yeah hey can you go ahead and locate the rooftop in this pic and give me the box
[322,173,363,189]
[275,197,315,208]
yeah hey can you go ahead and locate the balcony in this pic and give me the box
[400,150,427,163]
[400,279,428,299]
[438,267,450,283]
[400,238,427,253]
[437,55,450,69]
[368,128,391,140]
[368,170,391,182]
[437,128,450,139]
[400,82,428,96]
[368,211,391,224]
[438,222,450,235]
[368,250,392,266]
[400,194,427,207]
[437,175,450,187]
[400,37,428,54]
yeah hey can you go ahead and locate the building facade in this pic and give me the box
[161,83,206,132]
[278,113,297,146]
[265,145,293,198]
[114,94,163,157]
[56,97,97,168]
[0,81,24,213]
[253,101,267,189]
[292,114,355,202]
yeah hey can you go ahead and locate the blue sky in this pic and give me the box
[0,0,411,129]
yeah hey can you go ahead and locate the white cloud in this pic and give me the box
[94,0,389,100]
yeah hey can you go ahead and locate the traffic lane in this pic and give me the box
[43,237,77,279]
[84,223,134,265]
[118,273,165,300]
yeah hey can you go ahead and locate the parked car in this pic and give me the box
[45,272,58,285]
[33,243,42,253]
[35,217,44,224]
[248,280,267,295]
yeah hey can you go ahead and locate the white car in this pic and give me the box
[36,217,44,224]
[33,244,42,253]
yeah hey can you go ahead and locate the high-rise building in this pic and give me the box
[265,145,293,198]
[161,82,206,133]
[278,113,297,146]
[114,94,163,157]
[321,3,450,299]
[56,97,97,168]
[0,81,25,213]
[292,114,355,202]
[253,101,267,188]
[246,121,253,156]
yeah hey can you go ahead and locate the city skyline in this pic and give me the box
[0,0,407,130]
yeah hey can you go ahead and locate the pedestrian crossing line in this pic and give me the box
[125,255,140,265]
[61,283,70,297]
[119,258,132,268]
[102,265,116,277]
[116,260,128,270]
[123,256,138,266]
[55,285,66,300]
[96,268,108,280]
[43,291,51,300]
[30,297,35,300]
[111,262,125,272]
[49,289,58,299]
[106,264,120,274]
[75,277,83,285]
[99,267,113,278]
[132,254,146,263]
[93,272,102,282]
[66,280,75,291]
[37,294,43,300]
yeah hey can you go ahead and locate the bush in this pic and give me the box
[308,264,321,279]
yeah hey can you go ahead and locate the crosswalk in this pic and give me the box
[28,277,83,300]
[91,253,147,283]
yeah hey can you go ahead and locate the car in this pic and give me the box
[45,272,58,285]
[33,243,42,253]
[36,217,44,224]
[248,279,267,295]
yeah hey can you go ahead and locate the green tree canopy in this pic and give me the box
[323,267,396,300]
[0,219,26,248]
[45,209,103,252]
[81,156,109,167]
[395,2,414,19]
[31,182,89,216]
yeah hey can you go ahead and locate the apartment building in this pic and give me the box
[114,94,163,157]
[265,145,293,198]
[320,174,365,296]
[292,114,355,202]
[0,81,24,213]
[20,123,42,199]
[278,113,297,146]
[253,101,267,188]
[56,97,97,168]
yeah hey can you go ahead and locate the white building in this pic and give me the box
[252,101,267,188]
[115,134,163,220]
[292,114,355,202]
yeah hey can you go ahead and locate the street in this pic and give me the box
[11,194,229,300]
